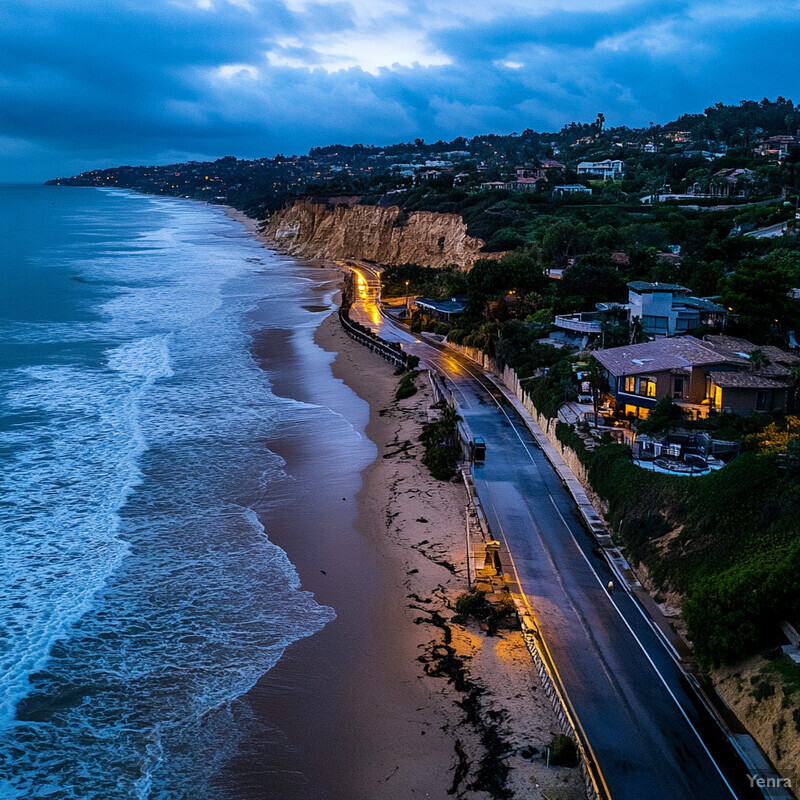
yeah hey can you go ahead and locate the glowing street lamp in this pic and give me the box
[405,280,410,316]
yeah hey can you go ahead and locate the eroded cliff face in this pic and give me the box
[264,197,485,269]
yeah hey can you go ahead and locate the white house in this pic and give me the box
[623,282,727,338]
[576,159,624,180]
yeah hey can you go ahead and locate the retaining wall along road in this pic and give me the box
[337,308,408,367]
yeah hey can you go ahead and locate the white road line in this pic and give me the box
[548,496,738,799]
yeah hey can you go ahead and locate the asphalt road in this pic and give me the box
[347,267,760,800]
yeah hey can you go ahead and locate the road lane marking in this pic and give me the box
[548,497,738,799]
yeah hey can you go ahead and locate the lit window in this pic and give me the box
[624,376,635,393]
[643,379,657,398]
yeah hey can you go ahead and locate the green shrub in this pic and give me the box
[396,370,419,400]
[555,421,589,464]
[750,679,776,702]
[422,444,458,480]
[548,735,579,767]
[455,590,489,619]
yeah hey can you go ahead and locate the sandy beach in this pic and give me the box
[214,230,584,800]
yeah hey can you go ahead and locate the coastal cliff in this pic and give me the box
[263,197,485,269]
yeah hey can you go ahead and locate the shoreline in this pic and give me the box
[213,201,583,797]
[222,266,582,798]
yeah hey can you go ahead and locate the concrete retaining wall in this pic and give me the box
[518,612,603,800]
[500,365,592,489]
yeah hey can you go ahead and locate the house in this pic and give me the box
[551,305,627,349]
[413,296,466,322]
[540,159,566,173]
[594,335,798,419]
[553,183,592,196]
[577,159,624,180]
[665,131,692,144]
[754,135,798,160]
[415,167,452,184]
[625,282,728,337]
[553,281,728,350]
[710,167,754,199]
[504,177,544,191]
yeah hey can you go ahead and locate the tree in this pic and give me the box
[541,220,590,269]
[585,356,608,426]
[595,112,605,133]
[788,363,800,414]
[467,250,547,310]
[721,252,800,343]
[636,396,686,436]
[558,257,627,310]
[747,348,771,370]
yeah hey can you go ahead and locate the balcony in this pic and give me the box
[554,312,605,334]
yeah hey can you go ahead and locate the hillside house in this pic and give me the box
[577,159,624,180]
[624,281,728,337]
[413,297,466,322]
[553,184,592,196]
[553,281,728,347]
[710,167,754,199]
[594,335,798,420]
[754,135,798,160]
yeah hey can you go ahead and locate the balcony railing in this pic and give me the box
[554,313,604,333]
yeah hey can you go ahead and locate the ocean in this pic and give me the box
[0,186,372,798]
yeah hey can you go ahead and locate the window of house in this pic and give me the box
[643,315,669,335]
[673,377,684,398]
[756,390,768,411]
[624,376,636,393]
[641,378,657,398]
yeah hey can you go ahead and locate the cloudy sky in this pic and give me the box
[2,0,798,181]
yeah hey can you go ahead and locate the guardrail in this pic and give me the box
[337,307,408,367]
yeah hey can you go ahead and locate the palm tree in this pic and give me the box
[585,356,608,427]
[595,112,605,134]
[748,348,771,371]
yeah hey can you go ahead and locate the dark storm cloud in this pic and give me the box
[1,0,798,180]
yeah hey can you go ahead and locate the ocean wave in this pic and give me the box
[0,192,342,798]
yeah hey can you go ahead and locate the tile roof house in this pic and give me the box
[593,335,796,419]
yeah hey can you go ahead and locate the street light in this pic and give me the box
[405,280,410,317]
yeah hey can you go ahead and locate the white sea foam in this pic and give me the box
[0,191,349,799]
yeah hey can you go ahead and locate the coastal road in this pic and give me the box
[346,265,760,800]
